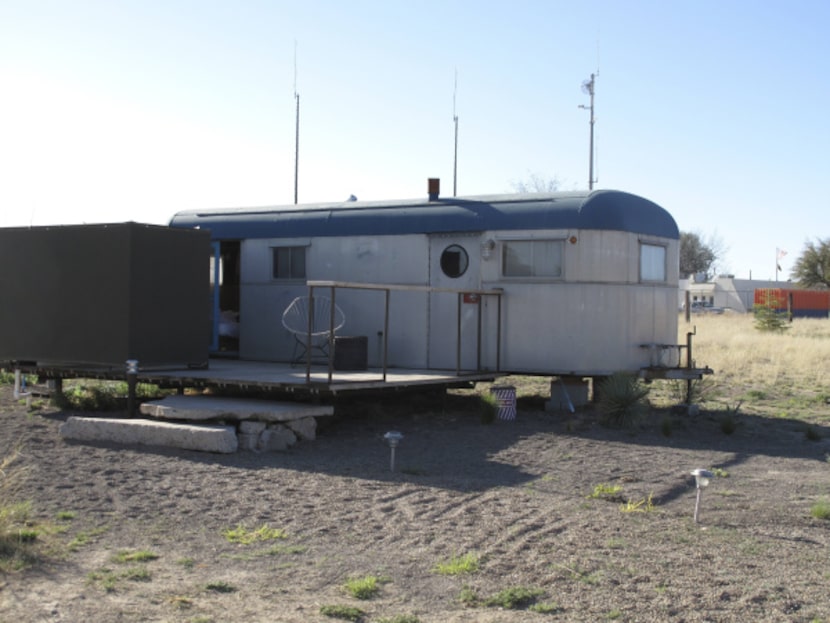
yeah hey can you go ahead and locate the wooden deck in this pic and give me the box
[99,359,499,394]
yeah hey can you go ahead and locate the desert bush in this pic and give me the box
[597,373,650,428]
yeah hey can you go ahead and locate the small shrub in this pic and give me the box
[720,415,737,435]
[87,569,119,592]
[376,616,420,623]
[588,483,623,500]
[205,581,237,593]
[223,524,287,544]
[122,567,151,582]
[810,499,830,521]
[343,575,384,600]
[432,552,480,575]
[597,373,650,428]
[805,426,822,442]
[319,604,365,621]
[753,299,790,333]
[458,585,478,606]
[483,586,544,609]
[530,601,562,614]
[480,392,499,424]
[113,549,159,563]
[55,511,76,521]
[620,492,656,513]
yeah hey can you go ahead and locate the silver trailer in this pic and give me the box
[170,187,682,385]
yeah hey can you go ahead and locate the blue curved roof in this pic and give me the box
[169,189,679,241]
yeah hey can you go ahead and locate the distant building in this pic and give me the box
[679,275,788,313]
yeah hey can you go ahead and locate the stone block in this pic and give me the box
[237,432,258,451]
[259,425,297,452]
[239,420,267,435]
[59,417,238,453]
[285,416,317,441]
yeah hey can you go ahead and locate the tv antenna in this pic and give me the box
[579,72,597,190]
[293,41,300,204]
[452,69,459,197]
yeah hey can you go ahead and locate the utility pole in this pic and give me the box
[579,73,596,190]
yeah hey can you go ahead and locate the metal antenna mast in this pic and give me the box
[453,70,459,197]
[579,73,597,190]
[293,41,300,204]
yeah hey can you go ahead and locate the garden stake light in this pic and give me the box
[384,431,403,472]
[691,469,714,523]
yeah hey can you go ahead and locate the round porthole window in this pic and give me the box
[440,244,469,278]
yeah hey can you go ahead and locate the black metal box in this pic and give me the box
[0,222,210,368]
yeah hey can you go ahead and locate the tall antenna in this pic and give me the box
[293,41,300,204]
[578,73,597,190]
[452,69,459,197]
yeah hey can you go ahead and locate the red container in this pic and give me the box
[754,288,830,316]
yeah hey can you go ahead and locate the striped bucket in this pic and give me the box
[490,385,517,421]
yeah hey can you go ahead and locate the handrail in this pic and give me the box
[302,281,504,384]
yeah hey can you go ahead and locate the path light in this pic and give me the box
[126,359,139,418]
[384,431,404,472]
[691,469,714,523]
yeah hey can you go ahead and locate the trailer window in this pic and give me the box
[272,246,306,280]
[440,244,469,278]
[502,240,562,278]
[640,243,666,282]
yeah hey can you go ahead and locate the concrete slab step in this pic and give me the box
[140,395,333,422]
[60,417,238,454]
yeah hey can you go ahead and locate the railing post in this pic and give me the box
[383,289,390,381]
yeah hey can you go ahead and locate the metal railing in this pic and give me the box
[301,280,504,385]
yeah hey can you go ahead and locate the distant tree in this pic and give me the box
[679,231,721,279]
[791,239,830,289]
[511,172,561,193]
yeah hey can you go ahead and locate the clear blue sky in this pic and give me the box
[2,0,828,280]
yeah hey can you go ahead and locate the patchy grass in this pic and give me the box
[343,575,388,600]
[620,492,656,513]
[588,483,623,500]
[432,552,480,575]
[222,524,287,544]
[810,499,830,521]
[113,549,159,563]
[375,615,421,623]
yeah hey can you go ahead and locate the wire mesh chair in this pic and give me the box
[281,296,346,364]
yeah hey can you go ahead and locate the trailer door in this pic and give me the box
[428,235,489,370]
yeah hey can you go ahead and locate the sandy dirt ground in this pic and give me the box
[1,384,830,623]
